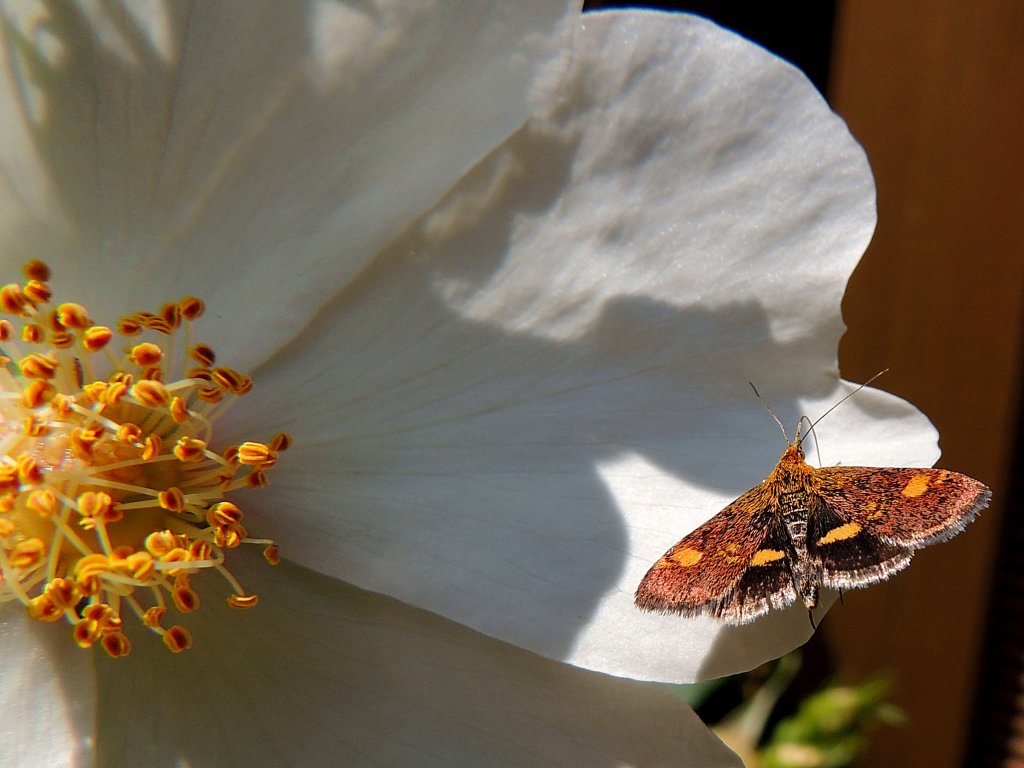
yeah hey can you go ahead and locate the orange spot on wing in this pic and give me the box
[816,522,862,545]
[667,547,702,567]
[901,474,931,498]
[750,549,785,566]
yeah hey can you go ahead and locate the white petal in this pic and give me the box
[230,11,938,682]
[0,608,95,766]
[93,557,740,768]
[0,0,575,369]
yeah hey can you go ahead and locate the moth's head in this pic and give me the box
[781,440,806,464]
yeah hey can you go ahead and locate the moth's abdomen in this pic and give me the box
[778,493,818,610]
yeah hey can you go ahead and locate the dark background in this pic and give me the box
[585,3,1024,767]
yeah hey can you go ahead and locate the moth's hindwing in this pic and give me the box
[635,486,798,623]
[719,516,798,623]
[806,495,913,589]
[807,466,989,589]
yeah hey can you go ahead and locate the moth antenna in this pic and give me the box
[807,610,817,630]
[749,382,789,443]
[799,415,823,466]
[798,369,890,447]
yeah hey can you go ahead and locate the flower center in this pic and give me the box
[0,261,284,657]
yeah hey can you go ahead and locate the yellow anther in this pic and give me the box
[161,302,182,329]
[263,544,280,565]
[179,296,204,320]
[173,586,200,613]
[83,325,113,351]
[70,426,102,459]
[0,518,15,537]
[130,341,163,367]
[222,445,240,466]
[117,316,143,336]
[197,385,224,404]
[143,317,173,334]
[10,537,44,569]
[269,432,293,451]
[77,491,121,524]
[159,548,192,573]
[189,343,216,367]
[82,603,116,624]
[101,632,132,658]
[23,260,50,282]
[57,303,91,330]
[163,625,192,653]
[48,331,73,349]
[26,489,57,518]
[17,455,43,485]
[50,394,73,418]
[18,354,59,380]
[116,423,142,444]
[169,396,189,424]
[207,501,243,527]
[73,619,102,648]
[173,437,207,463]
[74,554,112,583]
[82,381,108,403]
[211,367,252,394]
[21,323,43,343]
[44,578,78,609]
[237,441,275,468]
[227,593,259,609]
[44,309,62,331]
[28,595,64,621]
[102,380,129,406]
[142,434,162,461]
[23,416,46,438]
[158,487,186,513]
[0,319,11,340]
[124,551,154,580]
[132,379,170,407]
[23,279,51,305]
[143,606,166,628]
[246,470,269,489]
[189,539,214,561]
[145,530,185,557]
[0,284,27,315]
[213,523,247,549]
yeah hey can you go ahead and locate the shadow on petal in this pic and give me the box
[94,555,740,768]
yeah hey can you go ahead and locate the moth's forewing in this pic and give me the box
[635,484,796,621]
[807,466,989,590]
[814,467,990,546]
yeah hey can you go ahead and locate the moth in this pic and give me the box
[634,385,991,624]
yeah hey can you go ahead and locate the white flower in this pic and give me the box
[0,1,938,766]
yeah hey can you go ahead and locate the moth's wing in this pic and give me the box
[635,486,798,624]
[815,467,990,546]
[807,467,990,590]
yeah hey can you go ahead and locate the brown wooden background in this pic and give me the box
[829,2,1024,766]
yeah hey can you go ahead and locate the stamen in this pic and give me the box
[0,262,283,657]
